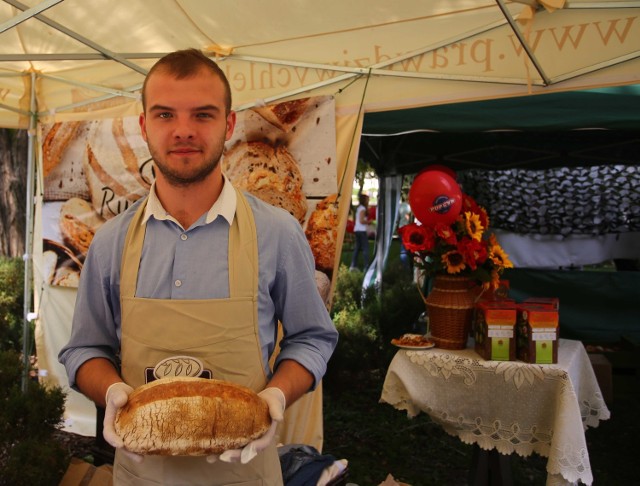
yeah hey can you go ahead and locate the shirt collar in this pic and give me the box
[142,174,236,228]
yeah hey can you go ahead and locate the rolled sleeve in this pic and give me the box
[271,214,339,388]
[58,217,125,389]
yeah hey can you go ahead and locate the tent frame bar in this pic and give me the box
[0,0,61,34]
[495,0,551,86]
[21,71,36,392]
[4,0,148,75]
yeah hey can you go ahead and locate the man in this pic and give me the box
[58,49,338,485]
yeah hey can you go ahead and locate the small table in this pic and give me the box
[380,339,610,485]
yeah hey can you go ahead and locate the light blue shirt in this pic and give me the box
[58,177,338,390]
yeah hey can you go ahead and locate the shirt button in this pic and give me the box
[180,234,188,241]
[174,279,182,287]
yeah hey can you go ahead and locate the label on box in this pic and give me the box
[491,338,510,361]
[536,341,554,363]
[488,329,514,338]
[532,332,557,341]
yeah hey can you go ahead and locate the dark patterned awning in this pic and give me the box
[458,165,640,236]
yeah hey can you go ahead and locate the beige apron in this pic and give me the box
[113,189,283,486]
[269,324,324,452]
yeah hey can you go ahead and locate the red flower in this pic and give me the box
[399,223,434,253]
[457,237,488,270]
[434,222,457,245]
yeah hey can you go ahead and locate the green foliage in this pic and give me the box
[326,262,425,390]
[1,438,68,486]
[0,350,68,486]
[0,257,24,352]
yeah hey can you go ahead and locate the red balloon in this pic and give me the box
[409,169,462,226]
[422,164,457,180]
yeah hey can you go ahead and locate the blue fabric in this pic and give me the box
[351,231,369,270]
[279,444,336,486]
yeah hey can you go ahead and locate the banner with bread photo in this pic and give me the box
[41,95,339,288]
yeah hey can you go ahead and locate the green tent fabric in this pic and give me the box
[363,85,640,134]
[504,268,640,344]
[360,85,640,175]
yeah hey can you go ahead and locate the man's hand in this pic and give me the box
[207,387,286,464]
[103,382,144,463]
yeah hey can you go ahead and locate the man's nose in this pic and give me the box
[173,118,195,139]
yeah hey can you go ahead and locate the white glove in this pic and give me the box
[103,382,144,464]
[207,387,286,465]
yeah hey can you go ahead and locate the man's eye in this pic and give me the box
[196,113,213,119]
[158,112,172,119]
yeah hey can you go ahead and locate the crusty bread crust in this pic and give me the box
[251,98,311,132]
[305,194,338,275]
[222,140,308,223]
[42,121,82,178]
[114,377,271,456]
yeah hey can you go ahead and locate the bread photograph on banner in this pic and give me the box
[40,116,153,288]
[225,95,339,282]
[40,95,338,288]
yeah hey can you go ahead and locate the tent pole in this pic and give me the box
[21,72,37,393]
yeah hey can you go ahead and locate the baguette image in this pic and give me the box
[114,377,271,456]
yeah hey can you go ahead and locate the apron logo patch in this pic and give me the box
[147,355,212,382]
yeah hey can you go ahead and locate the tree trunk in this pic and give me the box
[0,129,28,257]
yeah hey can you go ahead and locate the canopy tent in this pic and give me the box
[1,0,639,435]
[2,0,640,129]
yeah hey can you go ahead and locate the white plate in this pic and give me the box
[392,342,436,350]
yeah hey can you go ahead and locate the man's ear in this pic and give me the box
[225,111,237,141]
[139,113,148,142]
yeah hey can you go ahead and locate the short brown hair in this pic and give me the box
[142,48,232,113]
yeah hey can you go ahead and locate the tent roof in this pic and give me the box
[1,0,640,129]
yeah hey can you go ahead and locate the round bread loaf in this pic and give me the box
[114,377,271,456]
[222,140,308,224]
[305,194,338,275]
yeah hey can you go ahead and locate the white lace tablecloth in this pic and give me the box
[380,339,610,486]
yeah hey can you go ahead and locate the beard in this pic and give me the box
[149,142,225,188]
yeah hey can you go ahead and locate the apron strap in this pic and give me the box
[229,188,259,300]
[120,199,148,299]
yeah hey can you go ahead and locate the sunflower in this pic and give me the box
[441,250,466,274]
[464,211,484,241]
[490,244,513,269]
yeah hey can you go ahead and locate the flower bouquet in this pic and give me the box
[399,193,513,290]
[399,193,513,349]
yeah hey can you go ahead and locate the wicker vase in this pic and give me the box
[425,275,476,350]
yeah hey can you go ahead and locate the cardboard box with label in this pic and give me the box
[522,297,559,311]
[474,301,517,361]
[516,304,559,364]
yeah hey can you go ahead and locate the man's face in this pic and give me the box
[139,68,236,187]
